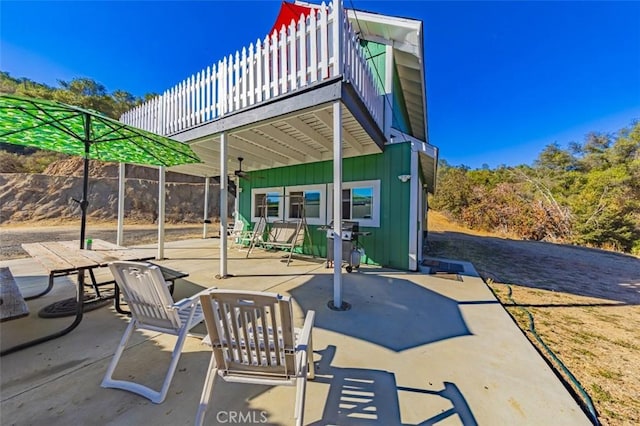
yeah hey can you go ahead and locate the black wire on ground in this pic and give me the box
[497,282,601,425]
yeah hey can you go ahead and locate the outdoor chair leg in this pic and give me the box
[195,356,219,426]
[102,318,193,404]
[307,334,315,380]
[294,372,307,426]
[102,319,136,389]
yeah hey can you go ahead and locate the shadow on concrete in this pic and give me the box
[310,345,477,425]
[289,273,472,352]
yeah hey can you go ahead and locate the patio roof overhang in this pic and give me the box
[167,77,386,177]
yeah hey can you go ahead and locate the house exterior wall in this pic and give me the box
[238,142,412,270]
[362,40,386,94]
[361,40,413,136]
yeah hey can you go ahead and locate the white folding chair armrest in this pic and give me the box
[172,298,197,311]
[295,310,315,376]
[296,311,315,350]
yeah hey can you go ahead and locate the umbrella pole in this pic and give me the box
[80,115,91,250]
[79,154,89,249]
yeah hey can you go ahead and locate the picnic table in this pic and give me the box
[1,239,187,356]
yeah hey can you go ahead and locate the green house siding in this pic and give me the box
[238,143,412,270]
[360,39,412,136]
[362,40,386,94]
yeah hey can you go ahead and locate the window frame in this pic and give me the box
[251,187,284,223]
[327,179,381,227]
[284,184,326,226]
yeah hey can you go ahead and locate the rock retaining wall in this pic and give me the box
[0,173,234,224]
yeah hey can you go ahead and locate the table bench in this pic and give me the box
[2,240,157,356]
[0,267,29,322]
[153,263,189,294]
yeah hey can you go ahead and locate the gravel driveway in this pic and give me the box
[0,223,208,260]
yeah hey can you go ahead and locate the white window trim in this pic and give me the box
[251,187,284,223]
[327,179,381,227]
[284,184,326,226]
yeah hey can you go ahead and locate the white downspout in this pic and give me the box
[417,175,425,263]
[408,149,419,271]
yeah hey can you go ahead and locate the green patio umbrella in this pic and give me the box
[0,94,202,248]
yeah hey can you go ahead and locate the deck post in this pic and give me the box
[331,100,348,310]
[116,163,125,246]
[219,132,228,278]
[203,176,210,238]
[157,166,166,260]
[384,44,394,140]
[234,176,240,222]
[329,1,348,310]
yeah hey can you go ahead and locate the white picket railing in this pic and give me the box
[121,1,384,137]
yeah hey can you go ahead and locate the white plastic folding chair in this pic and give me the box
[244,217,267,257]
[102,261,205,403]
[195,289,315,426]
[227,220,245,240]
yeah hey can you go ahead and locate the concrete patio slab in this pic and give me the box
[1,237,591,425]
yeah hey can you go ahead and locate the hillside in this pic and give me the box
[0,157,233,224]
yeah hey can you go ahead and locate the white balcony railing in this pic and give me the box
[121,1,384,137]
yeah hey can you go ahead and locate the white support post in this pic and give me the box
[408,149,419,271]
[332,100,345,309]
[157,166,166,260]
[116,163,125,246]
[219,133,228,278]
[384,44,394,141]
[234,176,240,221]
[203,176,210,238]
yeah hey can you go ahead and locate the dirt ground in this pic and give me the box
[426,211,640,425]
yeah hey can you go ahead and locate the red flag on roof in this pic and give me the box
[270,1,315,35]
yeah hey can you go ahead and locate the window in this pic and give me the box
[251,187,283,222]
[285,184,326,225]
[343,187,373,220]
[328,180,380,227]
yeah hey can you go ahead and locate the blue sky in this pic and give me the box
[1,1,639,169]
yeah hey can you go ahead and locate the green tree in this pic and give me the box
[430,161,473,220]
[535,142,577,171]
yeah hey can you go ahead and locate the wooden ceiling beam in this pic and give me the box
[256,124,325,161]
[285,118,333,151]
[233,129,307,163]
[315,109,364,154]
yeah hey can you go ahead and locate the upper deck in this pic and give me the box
[120,1,387,176]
